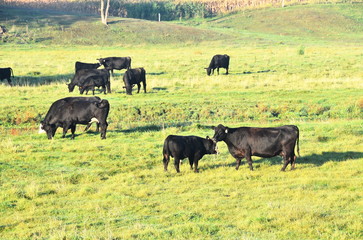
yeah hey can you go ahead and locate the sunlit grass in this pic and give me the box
[1,4,363,240]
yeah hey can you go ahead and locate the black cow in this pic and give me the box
[163,135,218,173]
[75,61,101,73]
[79,75,108,95]
[123,68,146,95]
[97,57,131,76]
[40,98,109,140]
[212,124,300,171]
[205,54,230,76]
[68,69,110,93]
[39,96,102,134]
[0,67,13,86]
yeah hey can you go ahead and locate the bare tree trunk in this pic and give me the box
[100,0,110,26]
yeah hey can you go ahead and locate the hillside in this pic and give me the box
[1,4,362,46]
[189,3,363,44]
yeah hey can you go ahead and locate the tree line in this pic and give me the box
[1,0,349,21]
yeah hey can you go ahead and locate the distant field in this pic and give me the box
[0,4,362,240]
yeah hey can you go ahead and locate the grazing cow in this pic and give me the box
[68,69,110,93]
[163,135,218,173]
[123,67,146,95]
[0,67,13,86]
[97,57,131,76]
[79,75,108,95]
[40,98,110,140]
[205,54,230,76]
[212,124,300,171]
[39,97,102,134]
[75,61,101,73]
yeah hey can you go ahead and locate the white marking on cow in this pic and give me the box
[38,124,46,134]
[89,117,99,124]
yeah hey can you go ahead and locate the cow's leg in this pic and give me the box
[70,125,76,140]
[136,83,141,93]
[235,157,243,170]
[291,154,297,170]
[193,159,199,173]
[62,125,69,138]
[246,155,254,171]
[7,78,12,86]
[245,149,253,171]
[281,151,291,171]
[84,123,92,132]
[51,127,57,138]
[142,81,147,93]
[100,122,108,139]
[188,157,194,170]
[226,67,229,75]
[217,68,220,75]
[174,157,181,173]
[163,154,170,171]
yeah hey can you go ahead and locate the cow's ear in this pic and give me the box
[206,136,210,139]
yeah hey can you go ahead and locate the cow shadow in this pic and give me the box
[232,70,276,75]
[148,72,166,76]
[251,151,363,167]
[10,74,73,86]
[110,122,193,134]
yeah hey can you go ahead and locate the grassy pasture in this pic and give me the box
[1,4,363,240]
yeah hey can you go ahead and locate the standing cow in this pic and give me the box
[98,57,131,76]
[40,98,110,140]
[79,75,109,95]
[123,67,146,95]
[39,97,102,133]
[205,54,230,76]
[68,69,111,94]
[0,67,14,86]
[163,135,217,173]
[75,61,101,73]
[212,124,300,171]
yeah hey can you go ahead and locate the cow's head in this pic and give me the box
[205,68,212,76]
[40,121,56,140]
[67,83,76,92]
[205,136,218,154]
[212,124,229,142]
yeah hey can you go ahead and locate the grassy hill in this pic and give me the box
[0,4,362,240]
[1,3,362,46]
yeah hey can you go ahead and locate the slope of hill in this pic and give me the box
[1,4,362,46]
[183,3,363,44]
[0,7,232,46]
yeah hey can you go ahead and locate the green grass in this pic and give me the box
[1,4,363,240]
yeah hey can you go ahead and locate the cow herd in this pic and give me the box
[3,54,300,172]
[69,56,143,95]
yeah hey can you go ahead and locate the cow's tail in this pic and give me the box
[162,138,170,170]
[128,57,131,69]
[294,125,300,157]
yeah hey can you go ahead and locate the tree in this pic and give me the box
[100,0,110,26]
